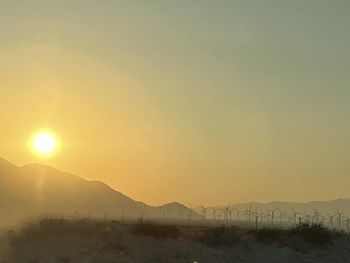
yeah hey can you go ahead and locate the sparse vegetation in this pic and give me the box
[133,221,180,239]
[250,227,287,245]
[250,223,334,250]
[198,223,341,251]
[11,219,342,249]
[6,218,350,263]
[290,223,333,247]
[13,218,106,241]
[199,226,244,247]
[11,218,131,251]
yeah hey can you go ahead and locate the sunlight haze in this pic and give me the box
[0,0,349,206]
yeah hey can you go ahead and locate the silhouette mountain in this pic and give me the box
[0,157,197,223]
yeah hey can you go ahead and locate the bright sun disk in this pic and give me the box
[30,131,59,157]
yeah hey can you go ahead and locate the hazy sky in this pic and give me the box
[1,0,350,206]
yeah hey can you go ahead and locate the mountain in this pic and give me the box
[0,157,198,223]
[159,202,197,219]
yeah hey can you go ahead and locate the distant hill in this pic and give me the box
[233,199,350,215]
[0,157,198,224]
[196,199,350,218]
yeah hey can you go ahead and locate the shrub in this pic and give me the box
[250,223,334,249]
[289,223,333,247]
[250,228,286,245]
[199,226,243,247]
[11,218,132,251]
[133,222,180,239]
[12,218,109,243]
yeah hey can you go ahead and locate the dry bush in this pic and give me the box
[289,223,333,247]
[13,218,106,241]
[250,223,336,250]
[199,226,244,247]
[10,218,132,251]
[250,228,288,245]
[133,222,180,239]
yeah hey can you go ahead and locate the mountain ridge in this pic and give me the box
[0,157,198,224]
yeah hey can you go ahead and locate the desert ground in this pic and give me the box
[1,218,350,263]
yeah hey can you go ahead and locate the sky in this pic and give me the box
[0,0,350,206]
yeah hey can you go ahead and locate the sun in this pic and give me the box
[29,130,60,158]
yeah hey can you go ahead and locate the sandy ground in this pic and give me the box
[1,224,350,263]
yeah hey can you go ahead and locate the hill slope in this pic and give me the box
[0,157,196,222]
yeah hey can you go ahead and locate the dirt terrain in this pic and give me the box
[1,219,350,263]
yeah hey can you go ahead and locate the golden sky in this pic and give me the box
[1,1,350,205]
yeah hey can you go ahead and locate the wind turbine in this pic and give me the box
[327,213,336,228]
[214,208,226,224]
[199,206,214,220]
[229,207,242,222]
[336,211,344,229]
[312,209,320,224]
[267,208,281,225]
